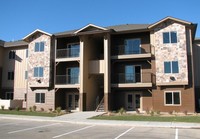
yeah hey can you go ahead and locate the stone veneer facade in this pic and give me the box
[153,20,188,85]
[27,33,51,87]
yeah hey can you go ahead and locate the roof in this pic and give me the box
[0,40,5,47]
[148,16,192,29]
[106,24,150,32]
[4,40,28,48]
[23,29,52,41]
[54,24,150,37]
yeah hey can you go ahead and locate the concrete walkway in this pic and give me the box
[0,112,200,129]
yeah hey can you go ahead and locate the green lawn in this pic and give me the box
[91,114,200,123]
[0,110,57,117]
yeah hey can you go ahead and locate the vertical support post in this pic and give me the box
[104,34,111,112]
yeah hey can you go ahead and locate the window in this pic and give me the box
[35,42,45,52]
[67,43,80,57]
[8,71,14,80]
[24,93,27,102]
[34,67,43,77]
[26,49,28,58]
[165,91,180,105]
[5,92,13,100]
[67,67,79,84]
[124,39,141,54]
[25,71,28,79]
[35,93,45,103]
[9,51,15,59]
[164,61,179,73]
[163,31,177,44]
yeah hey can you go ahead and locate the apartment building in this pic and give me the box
[0,16,199,113]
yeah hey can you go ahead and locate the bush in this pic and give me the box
[15,106,20,111]
[49,108,53,112]
[56,107,62,116]
[156,110,160,115]
[150,110,154,116]
[168,111,173,115]
[1,105,4,110]
[118,107,126,115]
[183,110,188,115]
[136,109,140,114]
[33,105,37,111]
[29,107,32,112]
[145,108,150,114]
[8,107,12,110]
[40,108,44,112]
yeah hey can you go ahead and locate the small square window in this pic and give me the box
[163,31,177,44]
[164,61,179,74]
[35,93,45,103]
[165,91,181,105]
[35,42,45,52]
[34,67,44,77]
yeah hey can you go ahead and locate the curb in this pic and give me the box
[0,115,200,129]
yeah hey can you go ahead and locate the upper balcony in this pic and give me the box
[56,46,80,62]
[55,75,80,88]
[111,44,153,60]
[111,72,153,88]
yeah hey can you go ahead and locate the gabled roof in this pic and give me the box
[74,24,107,34]
[4,40,28,48]
[23,29,52,40]
[106,24,150,32]
[148,16,192,29]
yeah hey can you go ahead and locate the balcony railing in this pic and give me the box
[56,75,79,84]
[113,44,151,55]
[56,47,80,58]
[113,73,152,83]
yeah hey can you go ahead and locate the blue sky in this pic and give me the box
[1,0,200,41]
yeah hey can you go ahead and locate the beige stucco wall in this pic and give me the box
[28,33,51,87]
[152,21,189,85]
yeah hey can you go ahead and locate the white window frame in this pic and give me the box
[164,61,179,74]
[163,31,177,44]
[164,91,181,106]
[34,42,45,52]
[35,93,45,104]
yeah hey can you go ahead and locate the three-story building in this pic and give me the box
[0,16,199,113]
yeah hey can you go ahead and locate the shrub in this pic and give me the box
[118,107,126,115]
[145,108,150,114]
[33,105,37,111]
[156,110,160,115]
[150,110,154,116]
[49,108,53,112]
[183,110,188,115]
[40,108,44,112]
[1,105,4,110]
[15,106,20,111]
[29,106,32,112]
[8,107,12,110]
[168,111,173,115]
[136,109,140,114]
[56,107,62,116]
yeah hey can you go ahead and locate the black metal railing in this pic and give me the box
[114,73,152,83]
[56,75,79,84]
[113,44,151,55]
[56,47,80,58]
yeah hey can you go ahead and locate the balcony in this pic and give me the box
[56,47,80,62]
[55,75,80,88]
[111,44,153,59]
[112,73,153,88]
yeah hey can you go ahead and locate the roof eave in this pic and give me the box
[23,29,52,41]
[148,16,192,29]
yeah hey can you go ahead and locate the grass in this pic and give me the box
[0,110,56,117]
[91,114,200,123]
